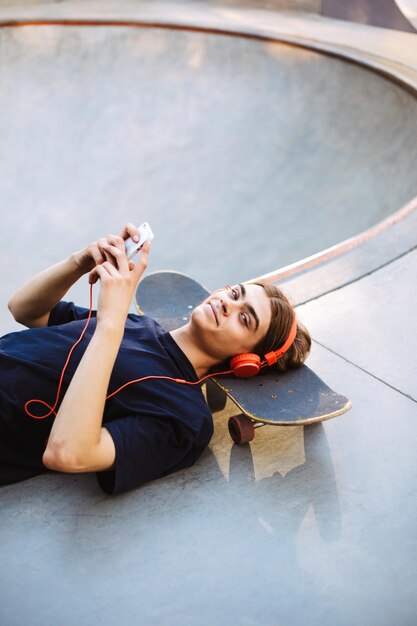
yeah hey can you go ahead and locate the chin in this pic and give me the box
[189,304,207,327]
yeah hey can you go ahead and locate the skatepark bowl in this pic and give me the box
[1,3,417,626]
[1,11,417,295]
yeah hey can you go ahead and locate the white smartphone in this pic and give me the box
[125,222,154,261]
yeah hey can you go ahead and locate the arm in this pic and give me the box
[7,255,85,328]
[7,223,141,328]
[43,325,123,472]
[43,236,151,474]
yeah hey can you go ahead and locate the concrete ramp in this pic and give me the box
[1,18,417,303]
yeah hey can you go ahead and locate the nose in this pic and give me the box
[220,289,238,317]
[220,296,230,317]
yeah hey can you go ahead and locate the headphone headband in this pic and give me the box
[264,315,298,366]
[230,313,298,378]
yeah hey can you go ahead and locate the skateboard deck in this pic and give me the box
[135,271,352,443]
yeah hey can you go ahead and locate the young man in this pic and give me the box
[1,223,310,495]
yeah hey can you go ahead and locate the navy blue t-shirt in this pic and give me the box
[0,302,213,495]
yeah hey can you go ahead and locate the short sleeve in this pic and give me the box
[96,415,196,496]
[48,301,95,326]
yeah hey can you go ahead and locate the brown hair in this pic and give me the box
[250,281,311,372]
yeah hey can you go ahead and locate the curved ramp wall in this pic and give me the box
[1,23,417,289]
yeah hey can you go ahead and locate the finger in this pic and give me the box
[100,261,121,278]
[98,238,119,267]
[89,268,99,285]
[92,265,108,283]
[94,263,120,284]
[119,222,139,243]
[97,238,111,260]
[99,237,127,266]
[101,243,129,273]
[88,238,122,282]
[142,239,151,255]
[105,234,125,251]
[87,243,106,266]
[133,240,151,277]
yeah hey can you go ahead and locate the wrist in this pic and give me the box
[95,318,125,340]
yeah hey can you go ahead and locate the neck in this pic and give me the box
[170,324,220,380]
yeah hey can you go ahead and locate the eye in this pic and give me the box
[225,284,239,300]
[240,312,249,327]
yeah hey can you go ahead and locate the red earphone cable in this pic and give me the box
[25,284,234,420]
[25,285,94,419]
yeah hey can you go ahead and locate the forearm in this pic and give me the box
[46,323,123,466]
[42,230,149,471]
[8,253,85,325]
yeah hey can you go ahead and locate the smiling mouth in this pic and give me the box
[209,302,219,325]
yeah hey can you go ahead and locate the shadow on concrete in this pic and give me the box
[228,423,341,542]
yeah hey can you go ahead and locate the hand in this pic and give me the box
[94,239,150,331]
[72,223,141,280]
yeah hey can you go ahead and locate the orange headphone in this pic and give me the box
[25,284,298,419]
[229,314,298,378]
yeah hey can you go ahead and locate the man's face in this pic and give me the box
[190,283,272,362]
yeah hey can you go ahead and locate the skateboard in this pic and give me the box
[135,271,352,444]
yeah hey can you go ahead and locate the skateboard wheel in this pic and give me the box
[228,414,255,444]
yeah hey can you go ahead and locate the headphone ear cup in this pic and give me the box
[230,353,261,378]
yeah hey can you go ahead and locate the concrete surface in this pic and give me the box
[322,0,417,33]
[397,0,417,27]
[1,17,417,332]
[0,0,322,11]
[1,3,417,626]
[298,248,417,401]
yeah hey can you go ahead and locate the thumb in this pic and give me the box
[142,240,151,254]
[133,240,150,275]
